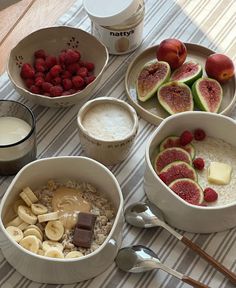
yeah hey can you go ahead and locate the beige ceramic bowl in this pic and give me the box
[77,97,139,165]
[0,156,124,283]
[7,26,109,108]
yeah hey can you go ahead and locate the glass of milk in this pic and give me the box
[0,100,36,175]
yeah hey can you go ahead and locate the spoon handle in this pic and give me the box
[182,275,209,288]
[181,236,236,284]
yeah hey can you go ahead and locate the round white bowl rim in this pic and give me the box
[0,156,123,262]
[77,96,139,143]
[145,111,236,210]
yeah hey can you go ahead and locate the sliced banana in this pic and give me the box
[42,240,63,252]
[26,225,43,236]
[18,222,30,230]
[65,251,83,259]
[44,247,64,258]
[37,249,45,256]
[18,205,37,225]
[19,191,32,206]
[45,220,64,241]
[19,235,39,253]
[31,203,48,215]
[13,199,25,214]
[38,211,59,223]
[6,226,24,243]
[6,216,23,227]
[24,228,43,242]
[23,187,38,203]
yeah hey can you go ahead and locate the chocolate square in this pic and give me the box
[77,212,96,230]
[73,227,93,248]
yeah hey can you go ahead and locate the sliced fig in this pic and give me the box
[169,178,204,205]
[159,136,195,159]
[170,61,203,86]
[157,81,193,115]
[154,147,192,174]
[136,61,171,102]
[159,161,197,185]
[192,77,223,113]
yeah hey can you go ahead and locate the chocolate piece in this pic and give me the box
[73,227,93,248]
[77,212,96,230]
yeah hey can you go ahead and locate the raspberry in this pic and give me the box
[52,76,62,85]
[61,70,72,79]
[67,63,80,75]
[59,51,66,64]
[85,75,96,85]
[34,58,45,66]
[30,85,40,94]
[45,55,57,69]
[204,188,218,202]
[35,64,46,73]
[42,82,53,93]
[62,78,73,91]
[50,85,63,97]
[84,62,95,71]
[77,67,88,78]
[35,72,45,79]
[193,157,205,170]
[62,91,72,96]
[34,49,46,59]
[194,129,206,141]
[45,72,53,83]
[50,65,62,77]
[68,88,76,94]
[34,58,46,72]
[35,77,44,87]
[72,76,84,89]
[24,78,34,89]
[65,49,80,65]
[180,130,193,146]
[20,63,35,79]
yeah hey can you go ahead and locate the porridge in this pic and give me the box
[4,179,115,258]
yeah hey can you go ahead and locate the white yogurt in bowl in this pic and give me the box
[77,97,139,165]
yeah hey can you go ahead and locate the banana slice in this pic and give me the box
[44,247,64,258]
[19,192,32,206]
[45,220,64,241]
[23,187,38,203]
[65,251,84,259]
[37,249,45,256]
[6,226,24,243]
[24,228,43,242]
[31,203,48,215]
[42,240,64,252]
[18,222,30,230]
[18,205,37,225]
[26,225,43,236]
[38,211,59,223]
[13,199,25,214]
[6,216,23,227]
[19,235,39,253]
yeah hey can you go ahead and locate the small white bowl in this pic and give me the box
[77,97,139,165]
[144,112,236,233]
[7,26,109,108]
[0,156,123,284]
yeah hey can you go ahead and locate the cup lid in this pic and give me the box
[83,0,140,26]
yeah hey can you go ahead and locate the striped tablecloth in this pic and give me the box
[0,0,236,287]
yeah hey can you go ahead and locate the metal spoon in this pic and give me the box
[116,245,209,288]
[125,202,236,284]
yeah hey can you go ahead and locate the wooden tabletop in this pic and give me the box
[0,0,76,75]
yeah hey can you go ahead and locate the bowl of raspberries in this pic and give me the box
[7,26,109,107]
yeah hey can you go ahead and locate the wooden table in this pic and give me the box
[0,0,75,75]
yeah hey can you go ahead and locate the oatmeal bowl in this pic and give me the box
[0,156,123,284]
[144,111,236,233]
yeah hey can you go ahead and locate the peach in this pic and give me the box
[205,53,235,84]
[156,39,187,69]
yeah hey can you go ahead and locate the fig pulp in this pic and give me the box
[170,61,202,86]
[157,81,194,114]
[136,61,170,102]
[169,178,204,205]
[154,147,192,174]
[192,77,223,113]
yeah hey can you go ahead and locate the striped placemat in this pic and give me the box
[0,0,236,287]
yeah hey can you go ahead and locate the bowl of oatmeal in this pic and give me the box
[144,111,236,233]
[0,156,123,284]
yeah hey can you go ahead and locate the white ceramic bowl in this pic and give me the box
[144,112,236,233]
[0,156,123,284]
[7,26,109,108]
[77,97,139,165]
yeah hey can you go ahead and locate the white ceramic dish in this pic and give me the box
[144,112,236,233]
[0,156,123,284]
[7,26,109,108]
[77,97,139,165]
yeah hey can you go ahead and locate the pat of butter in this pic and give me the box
[208,162,232,185]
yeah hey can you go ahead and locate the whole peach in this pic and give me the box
[156,39,187,69]
[205,53,235,83]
